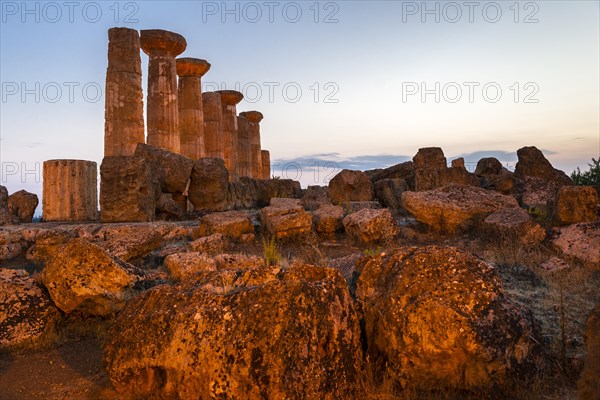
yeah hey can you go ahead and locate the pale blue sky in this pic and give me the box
[1,0,599,203]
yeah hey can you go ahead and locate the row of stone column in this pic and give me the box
[104,27,270,181]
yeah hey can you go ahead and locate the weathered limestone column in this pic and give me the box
[239,111,264,179]
[236,115,250,178]
[43,160,98,221]
[261,150,271,180]
[216,90,244,181]
[202,92,224,159]
[176,58,211,160]
[104,28,145,157]
[141,29,187,154]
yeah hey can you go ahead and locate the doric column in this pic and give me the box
[239,111,263,179]
[176,58,211,160]
[202,92,224,159]
[236,115,250,178]
[141,29,187,154]
[216,90,244,181]
[261,150,271,180]
[104,27,145,157]
[43,160,98,222]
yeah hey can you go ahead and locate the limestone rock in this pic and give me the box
[41,239,143,316]
[188,158,230,212]
[156,193,186,221]
[260,203,313,239]
[475,158,515,194]
[252,179,302,208]
[26,228,78,265]
[482,207,546,244]
[1,185,19,225]
[164,252,217,281]
[189,233,228,254]
[7,190,38,223]
[328,170,374,205]
[551,222,600,269]
[301,185,331,210]
[103,263,364,399]
[134,143,194,195]
[413,148,478,191]
[312,205,344,234]
[100,156,159,223]
[0,269,60,349]
[552,186,598,226]
[93,224,164,262]
[518,176,560,219]
[355,246,545,391]
[374,178,408,210]
[401,184,519,234]
[514,146,573,186]
[366,161,415,190]
[578,304,600,400]
[198,211,254,241]
[342,208,399,244]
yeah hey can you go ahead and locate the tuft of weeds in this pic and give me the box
[262,236,281,267]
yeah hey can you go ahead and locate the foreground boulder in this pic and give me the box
[198,211,254,241]
[0,185,19,225]
[134,143,194,195]
[41,239,144,316]
[93,224,165,262]
[312,205,344,235]
[355,246,544,392]
[343,208,399,244]
[482,207,546,244]
[328,169,374,205]
[514,146,573,186]
[100,156,159,222]
[552,186,598,226]
[7,190,39,223]
[551,222,600,269]
[188,158,230,212]
[373,178,408,211]
[0,269,60,349]
[401,184,519,234]
[103,263,364,399]
[578,304,600,400]
[260,201,312,239]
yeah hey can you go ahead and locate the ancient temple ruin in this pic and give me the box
[42,27,275,222]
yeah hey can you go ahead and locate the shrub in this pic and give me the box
[571,157,600,186]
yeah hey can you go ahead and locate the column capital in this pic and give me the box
[216,90,244,106]
[141,29,187,57]
[176,58,211,77]
[239,111,263,123]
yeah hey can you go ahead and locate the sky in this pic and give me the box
[1,0,599,213]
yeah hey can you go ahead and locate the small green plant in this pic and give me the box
[262,236,281,267]
[571,157,600,186]
[527,206,548,223]
[363,246,383,257]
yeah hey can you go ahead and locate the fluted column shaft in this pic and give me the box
[216,90,244,181]
[202,92,224,159]
[236,115,250,178]
[240,111,264,179]
[261,150,271,180]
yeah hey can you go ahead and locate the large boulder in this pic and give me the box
[514,146,573,186]
[355,246,544,392]
[373,178,408,210]
[0,231,25,262]
[413,148,478,191]
[103,263,364,399]
[164,252,217,281]
[401,184,519,234]
[260,202,313,239]
[552,186,598,226]
[312,205,344,235]
[7,190,39,223]
[328,170,374,205]
[0,269,60,349]
[578,304,600,400]
[134,143,194,195]
[301,185,331,211]
[475,158,515,194]
[366,161,415,190]
[551,222,600,269]
[93,224,164,262]
[198,211,254,241]
[343,208,399,244]
[0,185,19,225]
[188,158,230,212]
[482,207,546,244]
[100,156,159,222]
[41,239,144,316]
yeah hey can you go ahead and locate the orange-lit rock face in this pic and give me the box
[355,246,545,391]
[202,92,224,159]
[177,58,211,161]
[141,29,187,154]
[240,111,264,179]
[328,169,375,205]
[104,28,145,157]
[103,263,364,399]
[552,186,598,226]
[42,160,98,222]
[216,90,244,181]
